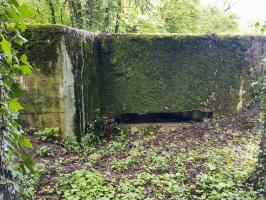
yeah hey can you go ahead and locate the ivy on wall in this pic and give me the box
[0,0,34,198]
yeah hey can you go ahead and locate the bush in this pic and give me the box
[59,170,115,199]
[34,127,60,141]
[37,146,54,157]
[82,109,119,145]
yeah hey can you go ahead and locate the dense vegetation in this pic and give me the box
[24,0,239,33]
[0,0,34,198]
[25,107,265,199]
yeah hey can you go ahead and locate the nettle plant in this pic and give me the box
[0,0,34,198]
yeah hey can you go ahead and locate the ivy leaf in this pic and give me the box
[20,54,28,64]
[20,64,32,74]
[8,0,19,7]
[19,23,27,32]
[8,98,23,111]
[21,152,34,173]
[22,138,32,149]
[1,37,12,57]
[18,3,33,18]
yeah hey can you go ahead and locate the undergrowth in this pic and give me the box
[57,125,264,200]
[25,109,265,199]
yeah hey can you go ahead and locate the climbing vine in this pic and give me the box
[250,75,266,193]
[0,0,34,198]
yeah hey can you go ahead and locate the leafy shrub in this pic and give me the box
[106,141,125,156]
[37,146,54,157]
[111,142,144,172]
[111,159,129,172]
[59,170,115,199]
[86,153,101,167]
[35,127,60,141]
[82,109,119,145]
[20,163,46,199]
[194,168,261,200]
[63,138,81,152]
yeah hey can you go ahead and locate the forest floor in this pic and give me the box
[26,105,265,200]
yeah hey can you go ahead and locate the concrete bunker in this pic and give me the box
[19,25,266,139]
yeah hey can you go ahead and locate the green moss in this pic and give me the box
[23,25,67,75]
[99,34,254,115]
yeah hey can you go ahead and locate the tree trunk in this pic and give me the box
[60,0,67,24]
[46,0,56,24]
[67,0,83,28]
[115,0,122,33]
[85,0,94,30]
[67,0,75,27]
[103,1,111,32]
[74,0,84,29]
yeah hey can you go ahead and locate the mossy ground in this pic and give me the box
[24,105,264,199]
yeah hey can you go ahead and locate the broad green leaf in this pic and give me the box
[20,64,32,74]
[19,23,27,32]
[8,0,19,7]
[8,98,23,111]
[1,37,12,56]
[18,3,33,18]
[22,138,32,148]
[21,152,34,172]
[20,54,28,64]
[6,6,19,23]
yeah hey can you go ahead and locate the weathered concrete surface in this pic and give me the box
[19,25,266,139]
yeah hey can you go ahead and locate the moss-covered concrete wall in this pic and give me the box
[19,25,266,138]
[19,25,100,138]
[99,34,265,116]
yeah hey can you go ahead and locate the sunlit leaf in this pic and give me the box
[22,138,32,148]
[8,98,23,111]
[20,54,28,64]
[19,3,33,18]
[20,64,32,74]
[1,37,12,56]
[19,23,27,32]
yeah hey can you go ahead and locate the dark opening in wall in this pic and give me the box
[115,110,213,124]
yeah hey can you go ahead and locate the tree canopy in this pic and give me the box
[24,0,239,33]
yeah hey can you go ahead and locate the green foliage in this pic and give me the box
[197,5,238,33]
[37,146,54,157]
[82,109,119,145]
[59,170,116,199]
[63,138,81,152]
[20,163,46,199]
[194,148,262,200]
[106,141,125,156]
[34,127,60,141]
[23,0,238,33]
[46,121,264,199]
[0,0,34,197]
[250,76,266,191]
[157,0,199,33]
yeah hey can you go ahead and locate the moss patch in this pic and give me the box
[99,34,254,115]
